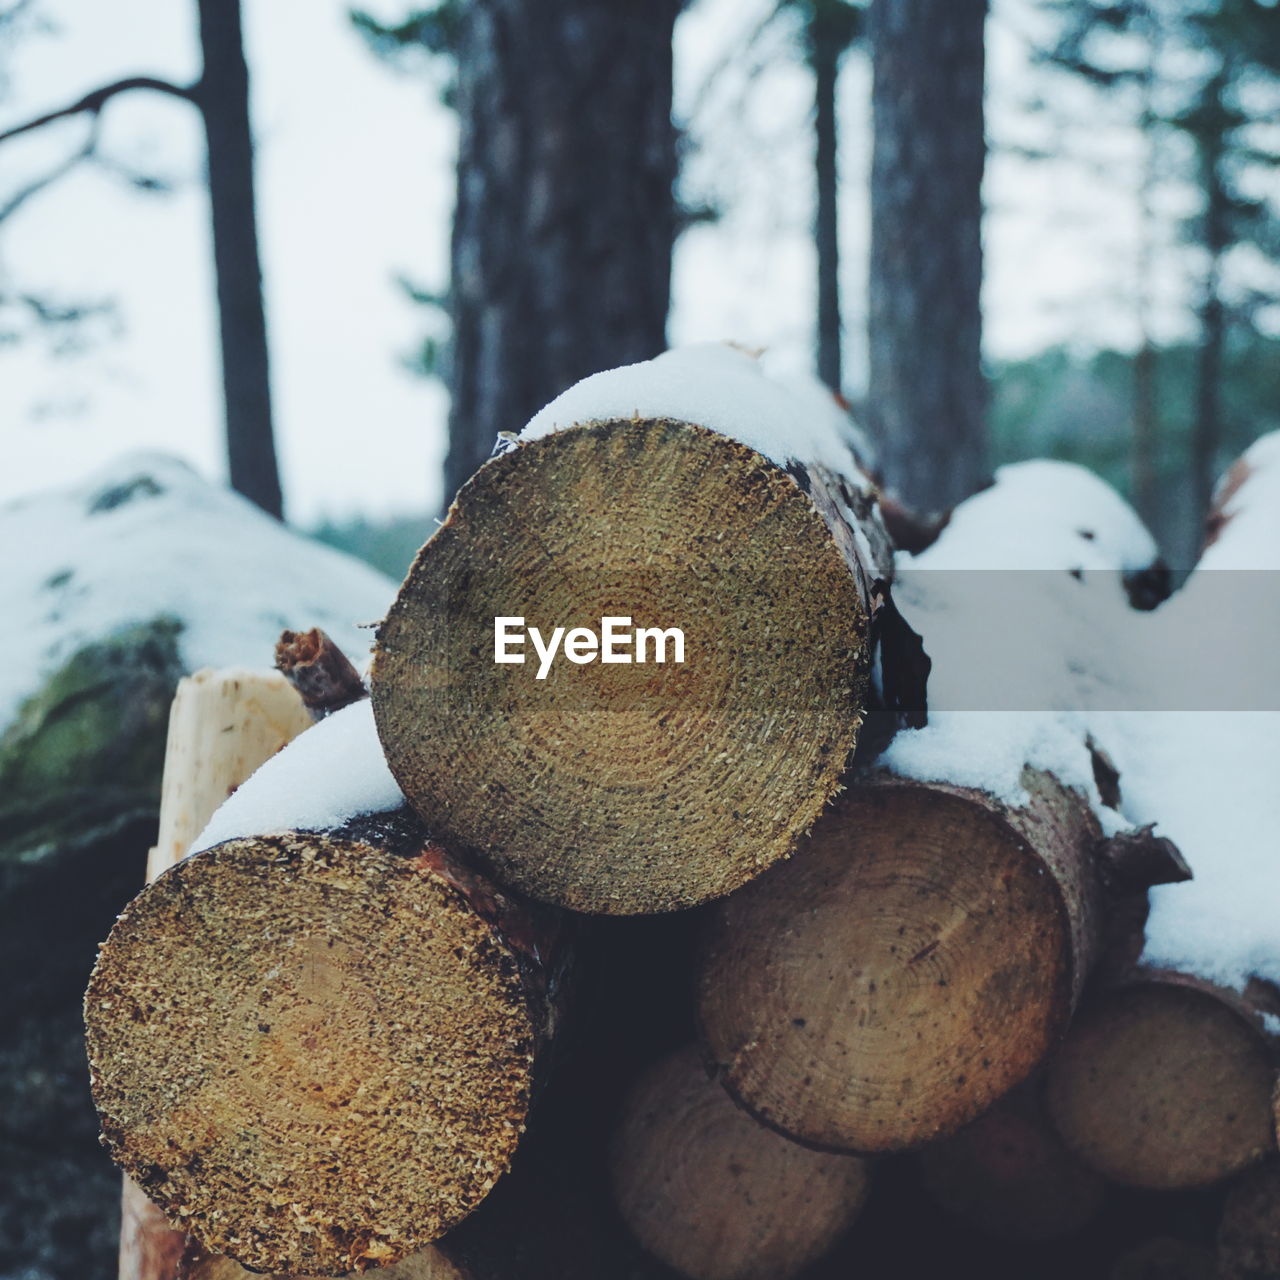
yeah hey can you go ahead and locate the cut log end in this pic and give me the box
[916,1083,1106,1241]
[86,828,543,1275]
[1217,1160,1280,1280]
[610,1046,869,1280]
[1046,977,1277,1190]
[178,1240,469,1280]
[371,417,871,915]
[698,775,1096,1154]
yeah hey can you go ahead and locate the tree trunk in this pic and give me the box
[443,0,678,505]
[1045,973,1276,1190]
[915,1080,1106,1241]
[372,353,901,915]
[1190,65,1233,533]
[867,0,989,514]
[87,812,565,1276]
[1131,4,1161,533]
[695,770,1172,1155]
[609,1045,869,1280]
[812,31,841,394]
[194,0,282,520]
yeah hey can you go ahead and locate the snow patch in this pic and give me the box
[191,699,403,853]
[520,344,869,480]
[0,453,399,735]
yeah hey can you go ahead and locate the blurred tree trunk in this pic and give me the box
[867,0,989,514]
[445,0,678,506]
[1191,67,1231,530]
[195,0,282,520]
[1131,2,1160,534]
[813,20,841,393]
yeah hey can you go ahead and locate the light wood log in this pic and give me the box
[1046,974,1276,1190]
[89,811,565,1275]
[609,1046,868,1280]
[371,414,900,915]
[915,1081,1106,1241]
[698,770,1114,1153]
[119,669,313,1280]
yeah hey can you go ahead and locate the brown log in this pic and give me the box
[609,1046,869,1280]
[915,1081,1106,1241]
[121,669,315,1280]
[1216,1159,1280,1280]
[87,812,565,1275]
[1046,974,1277,1190]
[274,629,367,720]
[178,1241,468,1280]
[371,412,898,915]
[697,769,1109,1153]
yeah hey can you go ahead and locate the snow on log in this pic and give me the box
[371,344,902,915]
[914,1081,1106,1242]
[1046,973,1276,1190]
[609,1045,869,1280]
[0,453,394,741]
[1041,437,1280,1191]
[696,770,1108,1154]
[696,464,1179,1155]
[85,810,566,1275]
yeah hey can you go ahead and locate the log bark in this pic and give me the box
[1216,1159,1280,1280]
[87,811,565,1275]
[915,1080,1106,1241]
[697,770,1113,1153]
[120,669,314,1280]
[372,408,898,915]
[1045,973,1277,1191]
[274,629,367,720]
[609,1046,868,1280]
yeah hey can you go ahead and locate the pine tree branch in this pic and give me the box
[0,75,195,146]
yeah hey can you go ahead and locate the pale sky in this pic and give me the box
[0,0,1203,522]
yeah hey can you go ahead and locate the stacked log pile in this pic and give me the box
[81,349,1280,1279]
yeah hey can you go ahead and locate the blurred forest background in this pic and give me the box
[2,0,1277,576]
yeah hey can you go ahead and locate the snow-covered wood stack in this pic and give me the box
[79,351,1280,1280]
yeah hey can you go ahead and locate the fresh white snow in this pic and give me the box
[191,698,403,854]
[0,453,399,736]
[912,459,1159,575]
[886,442,1280,992]
[520,343,872,480]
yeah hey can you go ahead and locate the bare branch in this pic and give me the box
[0,112,100,223]
[0,75,194,146]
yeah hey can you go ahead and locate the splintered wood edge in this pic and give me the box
[86,830,540,1274]
[371,417,870,915]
